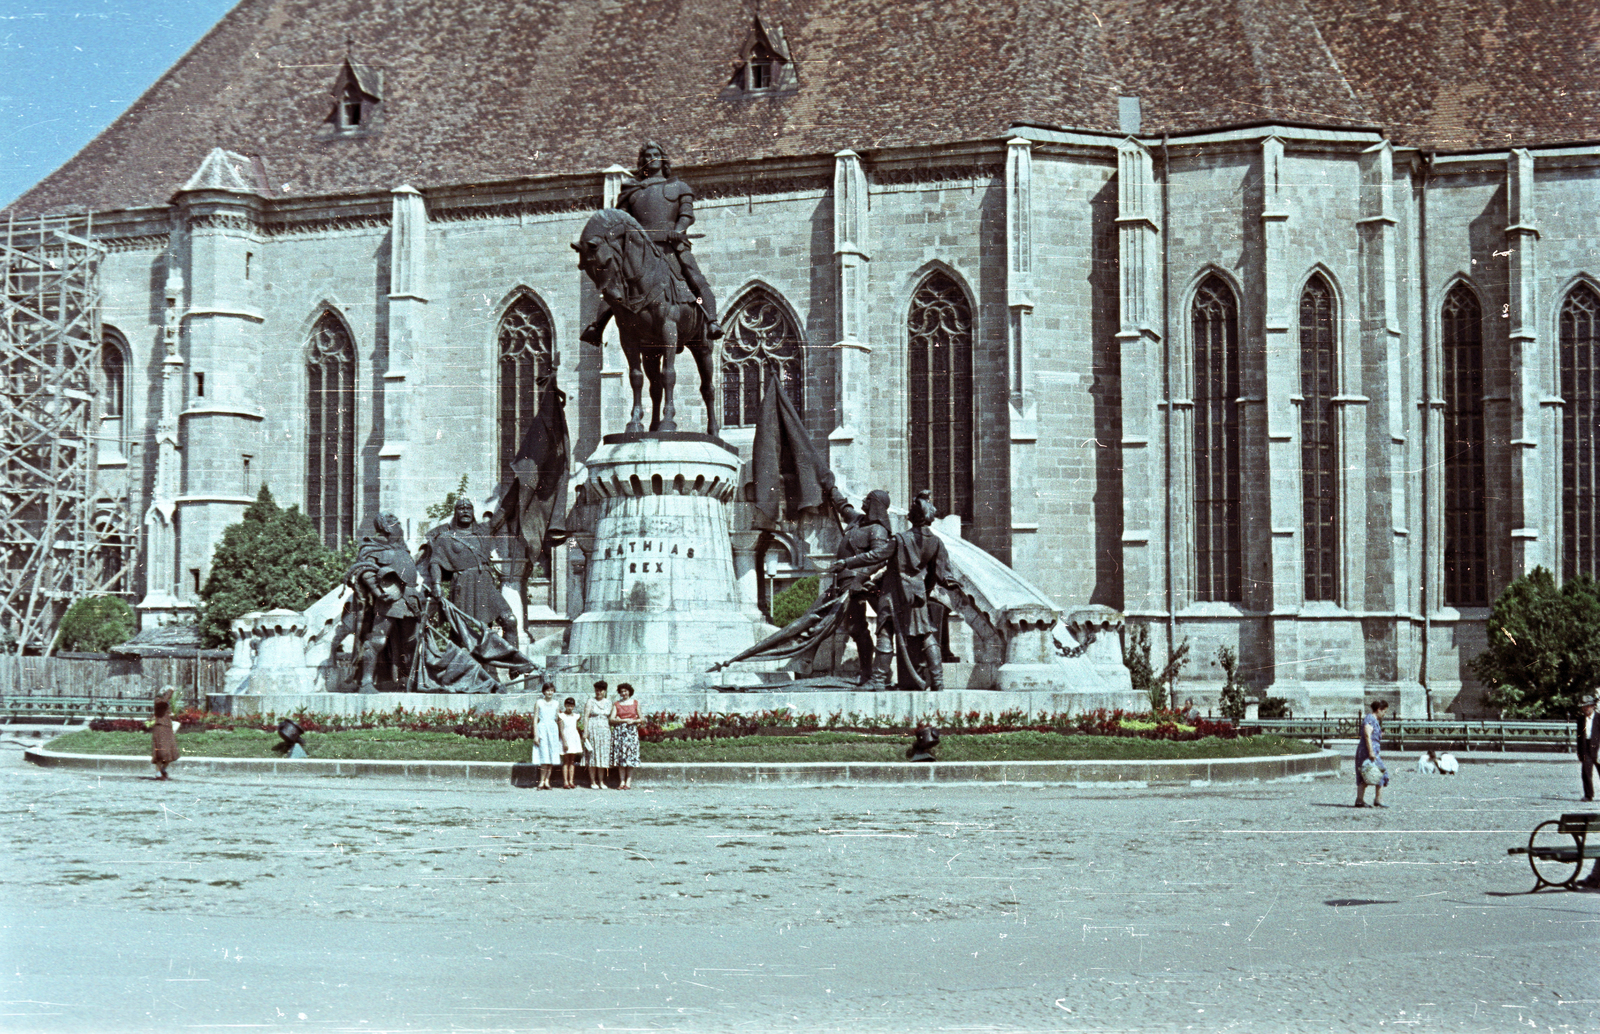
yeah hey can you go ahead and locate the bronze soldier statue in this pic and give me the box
[344,512,427,693]
[838,490,959,692]
[583,141,723,345]
[820,474,893,688]
[417,498,519,645]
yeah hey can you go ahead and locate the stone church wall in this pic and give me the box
[76,129,1600,716]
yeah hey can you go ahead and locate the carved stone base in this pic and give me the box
[566,435,759,672]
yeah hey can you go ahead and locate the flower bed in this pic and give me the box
[88,705,1244,745]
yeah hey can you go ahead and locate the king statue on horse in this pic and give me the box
[575,141,723,436]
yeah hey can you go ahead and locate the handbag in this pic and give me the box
[1359,759,1386,786]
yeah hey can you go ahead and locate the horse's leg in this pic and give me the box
[645,351,664,432]
[622,338,646,434]
[691,333,719,437]
[656,313,679,433]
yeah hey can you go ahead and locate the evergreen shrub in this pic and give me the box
[770,576,819,626]
[53,595,136,653]
[1469,567,1600,718]
[197,485,349,647]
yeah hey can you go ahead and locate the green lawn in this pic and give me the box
[47,728,1318,764]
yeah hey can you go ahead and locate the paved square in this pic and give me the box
[2,750,1596,1032]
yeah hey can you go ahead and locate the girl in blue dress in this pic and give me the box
[1354,699,1389,808]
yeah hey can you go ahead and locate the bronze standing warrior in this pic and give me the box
[838,490,959,692]
[344,512,426,693]
[418,498,518,644]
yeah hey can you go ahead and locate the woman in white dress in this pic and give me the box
[582,681,614,789]
[532,682,561,790]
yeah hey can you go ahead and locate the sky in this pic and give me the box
[0,0,238,207]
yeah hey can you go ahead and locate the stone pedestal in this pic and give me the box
[230,609,315,695]
[565,434,758,676]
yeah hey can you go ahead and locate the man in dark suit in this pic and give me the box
[1578,694,1600,801]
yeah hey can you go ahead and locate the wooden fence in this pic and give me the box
[0,652,232,712]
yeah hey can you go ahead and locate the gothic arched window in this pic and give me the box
[1562,283,1600,582]
[100,329,127,457]
[306,312,356,550]
[1442,284,1487,606]
[908,271,974,523]
[1300,275,1338,602]
[721,289,803,428]
[497,294,555,484]
[1192,276,1241,602]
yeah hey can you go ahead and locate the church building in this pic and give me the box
[7,0,1598,715]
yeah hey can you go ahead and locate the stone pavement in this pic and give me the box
[0,746,1595,1033]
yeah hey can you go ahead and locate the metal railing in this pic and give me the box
[0,695,152,718]
[1240,717,1573,752]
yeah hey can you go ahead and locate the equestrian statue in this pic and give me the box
[575,141,723,436]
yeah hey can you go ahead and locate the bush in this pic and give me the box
[1123,622,1189,712]
[1258,696,1292,719]
[769,576,820,627]
[197,485,349,648]
[1469,567,1600,718]
[53,595,136,653]
[1217,645,1247,722]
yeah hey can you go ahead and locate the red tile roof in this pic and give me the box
[9,0,1596,216]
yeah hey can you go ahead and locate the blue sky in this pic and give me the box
[1,0,238,207]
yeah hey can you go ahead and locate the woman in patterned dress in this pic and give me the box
[610,683,642,789]
[1354,699,1390,808]
[582,681,614,789]
[531,683,561,790]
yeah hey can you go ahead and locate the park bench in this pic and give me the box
[0,695,150,718]
[1507,812,1600,891]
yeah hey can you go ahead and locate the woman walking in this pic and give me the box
[531,683,562,790]
[150,689,181,780]
[556,696,583,789]
[1354,699,1390,808]
[583,681,614,789]
[611,683,642,790]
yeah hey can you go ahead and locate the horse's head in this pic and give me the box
[574,209,653,309]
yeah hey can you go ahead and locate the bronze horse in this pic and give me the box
[573,209,718,435]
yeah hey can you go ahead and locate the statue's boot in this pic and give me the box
[853,635,876,686]
[699,300,724,339]
[357,641,382,694]
[862,650,894,692]
[921,634,945,692]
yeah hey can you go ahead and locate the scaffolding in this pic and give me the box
[1,213,133,651]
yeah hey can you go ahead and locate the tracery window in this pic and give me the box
[306,312,356,550]
[498,295,555,484]
[908,272,974,524]
[1300,275,1338,602]
[100,331,126,456]
[1192,277,1241,602]
[721,289,803,428]
[1562,283,1600,582]
[1442,285,1487,606]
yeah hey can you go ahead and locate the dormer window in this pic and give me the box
[341,83,363,128]
[319,56,383,139]
[723,15,796,99]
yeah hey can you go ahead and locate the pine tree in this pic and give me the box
[197,485,348,647]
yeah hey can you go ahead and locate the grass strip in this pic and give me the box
[46,729,1317,764]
